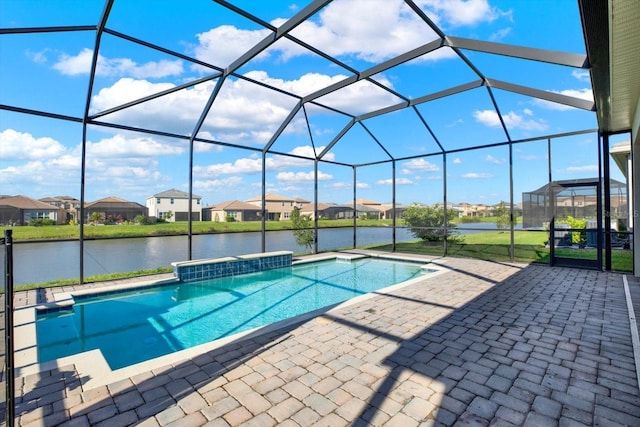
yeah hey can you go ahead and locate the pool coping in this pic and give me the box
[14,250,448,390]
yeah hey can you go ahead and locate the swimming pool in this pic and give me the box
[36,255,436,370]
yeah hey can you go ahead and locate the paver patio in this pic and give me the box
[4,254,640,426]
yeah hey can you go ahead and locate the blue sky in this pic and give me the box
[0,0,629,207]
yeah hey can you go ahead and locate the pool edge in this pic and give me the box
[14,250,449,390]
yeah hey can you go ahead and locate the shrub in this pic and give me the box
[561,215,587,245]
[494,201,511,230]
[29,218,56,227]
[403,204,460,242]
[134,215,147,225]
[291,207,314,250]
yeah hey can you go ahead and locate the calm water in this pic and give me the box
[1,227,417,285]
[1,224,514,286]
[37,257,429,369]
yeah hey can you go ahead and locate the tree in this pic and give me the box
[134,215,147,225]
[89,212,102,224]
[403,204,459,242]
[290,207,315,250]
[494,201,511,230]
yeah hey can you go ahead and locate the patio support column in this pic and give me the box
[603,132,612,271]
[79,0,113,284]
[547,137,554,265]
[314,159,319,254]
[633,128,640,276]
[509,142,515,262]
[392,160,396,252]
[443,153,448,256]
[261,153,266,253]
[4,230,15,427]
[79,127,87,284]
[353,166,357,249]
[187,139,194,260]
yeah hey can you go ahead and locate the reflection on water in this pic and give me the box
[1,227,419,285]
[1,223,518,285]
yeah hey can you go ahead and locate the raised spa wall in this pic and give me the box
[171,251,293,282]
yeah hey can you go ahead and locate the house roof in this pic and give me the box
[208,200,261,211]
[246,193,294,202]
[85,197,145,208]
[379,203,407,211]
[150,189,202,199]
[355,204,383,213]
[0,195,62,210]
[299,202,348,212]
[355,198,381,206]
[526,178,626,194]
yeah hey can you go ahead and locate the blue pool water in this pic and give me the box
[37,257,430,369]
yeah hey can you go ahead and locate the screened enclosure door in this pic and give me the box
[550,181,602,269]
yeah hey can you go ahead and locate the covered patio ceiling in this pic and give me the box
[580,0,640,135]
[1,0,609,169]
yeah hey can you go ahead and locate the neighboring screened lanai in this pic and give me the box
[1,1,640,278]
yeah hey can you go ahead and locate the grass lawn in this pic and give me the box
[5,224,632,291]
[2,218,393,241]
[368,229,633,272]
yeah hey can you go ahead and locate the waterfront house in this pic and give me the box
[146,189,202,222]
[245,193,310,221]
[0,195,66,225]
[40,195,81,222]
[85,196,147,224]
[204,200,262,222]
[299,203,355,220]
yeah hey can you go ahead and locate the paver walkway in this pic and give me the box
[5,255,640,426]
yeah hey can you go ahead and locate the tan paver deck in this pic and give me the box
[4,254,640,426]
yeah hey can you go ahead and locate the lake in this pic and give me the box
[1,227,416,286]
[1,223,515,286]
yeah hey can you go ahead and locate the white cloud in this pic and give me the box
[446,118,464,128]
[533,88,594,111]
[189,0,472,66]
[194,139,225,153]
[377,177,413,185]
[192,145,332,178]
[462,172,493,179]
[485,155,503,164]
[276,171,333,183]
[0,129,67,160]
[356,182,370,189]
[572,70,591,82]
[86,134,184,158]
[489,27,512,41]
[0,128,186,199]
[288,0,437,63]
[91,77,186,111]
[25,48,49,64]
[473,109,547,131]
[194,176,244,192]
[193,157,263,177]
[246,70,346,97]
[330,182,349,189]
[401,158,440,172]
[453,157,462,164]
[193,25,272,68]
[417,0,500,27]
[565,165,598,173]
[52,48,183,78]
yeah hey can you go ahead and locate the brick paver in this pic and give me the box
[6,255,640,425]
